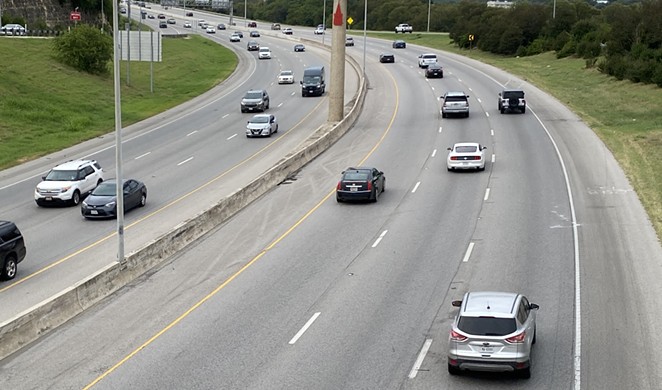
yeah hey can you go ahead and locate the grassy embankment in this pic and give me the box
[0,35,236,168]
[358,31,662,240]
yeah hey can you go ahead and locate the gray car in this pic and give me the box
[448,291,539,378]
[441,91,470,118]
[240,89,270,113]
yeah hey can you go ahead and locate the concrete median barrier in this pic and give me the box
[0,47,367,360]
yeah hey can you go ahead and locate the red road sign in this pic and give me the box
[333,3,343,26]
[70,12,81,21]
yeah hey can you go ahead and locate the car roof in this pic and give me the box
[250,114,270,119]
[502,88,524,92]
[52,159,95,170]
[459,291,520,318]
[344,166,376,172]
[445,91,468,97]
[453,142,480,148]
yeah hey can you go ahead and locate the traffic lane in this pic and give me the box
[0,42,401,390]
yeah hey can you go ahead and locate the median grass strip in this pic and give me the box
[356,31,662,240]
[0,35,236,168]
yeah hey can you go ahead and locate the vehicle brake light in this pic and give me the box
[337,181,342,190]
[450,330,467,342]
[367,181,373,190]
[505,331,526,343]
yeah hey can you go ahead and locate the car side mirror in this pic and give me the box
[482,146,487,150]
[451,300,462,307]
[447,147,452,151]
[498,92,502,97]
[300,81,303,85]
[529,303,540,310]
[42,175,46,180]
[380,171,384,175]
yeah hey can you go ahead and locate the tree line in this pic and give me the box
[247,0,662,87]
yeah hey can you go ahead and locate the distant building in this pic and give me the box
[487,0,514,8]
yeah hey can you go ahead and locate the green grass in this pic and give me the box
[0,35,236,167]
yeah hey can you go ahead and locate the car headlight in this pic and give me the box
[105,201,116,207]
[82,201,88,207]
[61,186,72,193]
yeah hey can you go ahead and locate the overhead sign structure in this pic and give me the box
[70,12,81,21]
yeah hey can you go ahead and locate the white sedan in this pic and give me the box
[246,114,278,137]
[230,34,241,42]
[278,70,294,84]
[446,142,487,171]
[258,47,272,59]
[206,26,216,34]
[183,22,192,28]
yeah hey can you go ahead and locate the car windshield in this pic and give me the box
[457,317,517,336]
[245,92,262,99]
[343,171,369,181]
[45,170,78,181]
[280,71,293,76]
[455,146,478,153]
[91,182,117,196]
[260,48,269,52]
[250,116,269,124]
[423,55,436,59]
[303,75,320,84]
[503,91,524,99]
[446,96,467,102]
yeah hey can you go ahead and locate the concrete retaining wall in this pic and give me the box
[0,47,367,360]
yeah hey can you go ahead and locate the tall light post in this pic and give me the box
[427,0,431,33]
[553,0,556,18]
[322,0,326,45]
[244,0,247,27]
[362,0,367,76]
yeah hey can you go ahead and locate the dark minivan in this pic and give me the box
[1,221,26,280]
[300,66,325,97]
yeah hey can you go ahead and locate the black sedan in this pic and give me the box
[379,53,395,63]
[294,44,305,52]
[392,40,406,49]
[81,179,147,219]
[425,63,444,78]
[336,167,385,203]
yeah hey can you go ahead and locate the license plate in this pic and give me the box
[480,346,494,353]
[463,162,469,165]
[350,187,358,192]
[90,210,99,215]
[45,197,53,201]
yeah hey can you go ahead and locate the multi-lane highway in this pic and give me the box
[1,4,662,390]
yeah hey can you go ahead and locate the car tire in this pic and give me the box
[71,190,81,206]
[479,165,485,171]
[442,112,447,118]
[336,195,343,203]
[382,179,385,192]
[448,363,461,376]
[274,125,278,133]
[139,193,147,207]
[465,112,470,118]
[521,107,526,114]
[532,327,537,344]
[1,255,18,280]
[372,189,378,203]
[517,365,531,379]
[500,108,505,114]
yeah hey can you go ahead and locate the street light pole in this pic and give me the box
[322,0,326,45]
[244,0,247,27]
[427,0,431,33]
[362,0,367,76]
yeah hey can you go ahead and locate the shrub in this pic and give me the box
[52,24,112,75]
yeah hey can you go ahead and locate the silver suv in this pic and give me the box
[498,89,526,114]
[240,89,270,113]
[448,291,539,378]
[441,91,470,118]
[35,160,105,206]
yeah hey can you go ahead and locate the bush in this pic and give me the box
[52,24,112,75]
[557,39,577,59]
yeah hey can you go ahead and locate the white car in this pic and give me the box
[258,47,272,59]
[446,142,487,171]
[282,27,293,35]
[278,70,294,84]
[230,34,241,42]
[314,27,324,35]
[206,26,216,34]
[418,53,437,68]
[35,160,105,206]
[246,114,278,137]
[183,21,192,28]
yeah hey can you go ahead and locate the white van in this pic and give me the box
[418,53,437,68]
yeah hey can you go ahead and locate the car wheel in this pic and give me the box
[1,255,18,280]
[139,192,147,207]
[521,107,526,114]
[442,112,446,118]
[465,112,470,118]
[532,327,537,344]
[336,195,343,203]
[97,179,103,186]
[275,124,278,133]
[71,190,81,205]
[448,363,461,376]
[517,365,531,379]
[382,179,385,192]
[500,108,505,114]
[372,189,378,203]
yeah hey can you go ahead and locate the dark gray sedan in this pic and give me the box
[81,179,147,219]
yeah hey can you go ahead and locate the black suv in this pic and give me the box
[1,221,26,280]
[240,89,270,113]
[498,89,526,114]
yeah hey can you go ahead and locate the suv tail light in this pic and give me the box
[337,181,342,190]
[367,181,373,191]
[450,330,467,342]
[505,331,526,344]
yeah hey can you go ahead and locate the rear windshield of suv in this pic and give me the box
[457,317,517,336]
[503,91,524,99]
[445,96,468,103]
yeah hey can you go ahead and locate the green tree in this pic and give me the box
[53,24,112,75]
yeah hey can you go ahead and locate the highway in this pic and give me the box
[2,4,662,390]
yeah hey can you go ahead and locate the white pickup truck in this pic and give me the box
[395,23,413,33]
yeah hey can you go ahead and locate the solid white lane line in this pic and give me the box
[492,154,496,163]
[289,312,321,345]
[227,134,237,140]
[462,242,475,263]
[409,338,433,379]
[177,157,194,166]
[412,181,421,193]
[431,149,437,157]
[187,130,198,137]
[134,152,150,160]
[372,230,388,248]
[222,114,230,119]
[484,188,490,201]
